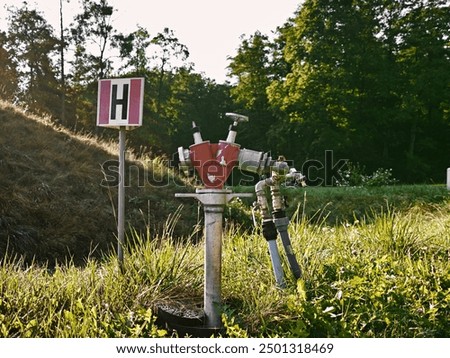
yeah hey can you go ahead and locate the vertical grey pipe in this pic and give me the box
[273,216,302,280]
[176,189,253,329]
[267,236,286,288]
[270,177,301,280]
[256,178,286,287]
[203,204,225,328]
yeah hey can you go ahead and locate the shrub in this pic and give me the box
[337,162,398,187]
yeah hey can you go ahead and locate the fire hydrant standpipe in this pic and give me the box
[176,115,251,330]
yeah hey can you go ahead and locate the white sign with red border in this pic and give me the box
[97,78,144,128]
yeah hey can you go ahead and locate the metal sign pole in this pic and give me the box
[97,77,144,269]
[117,127,126,267]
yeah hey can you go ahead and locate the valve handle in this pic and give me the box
[225,112,249,124]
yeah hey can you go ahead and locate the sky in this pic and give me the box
[0,0,302,83]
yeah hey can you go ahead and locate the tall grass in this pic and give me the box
[0,200,449,337]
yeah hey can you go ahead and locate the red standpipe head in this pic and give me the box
[189,141,240,188]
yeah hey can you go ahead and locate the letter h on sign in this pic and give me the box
[97,78,144,128]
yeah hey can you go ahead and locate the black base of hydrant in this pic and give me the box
[155,304,225,338]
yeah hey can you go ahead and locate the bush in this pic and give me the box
[337,162,398,187]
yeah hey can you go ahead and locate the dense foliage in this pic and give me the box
[0,0,449,183]
[231,0,450,183]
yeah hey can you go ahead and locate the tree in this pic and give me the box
[125,67,232,156]
[71,0,116,80]
[393,0,450,180]
[126,28,194,154]
[6,2,61,118]
[150,28,190,112]
[163,68,233,154]
[261,0,450,182]
[116,25,152,76]
[68,0,118,129]
[58,0,70,125]
[0,31,19,102]
[227,31,282,151]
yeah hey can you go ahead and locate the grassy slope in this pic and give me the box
[0,101,196,265]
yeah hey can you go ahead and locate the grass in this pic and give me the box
[1,198,449,337]
[0,100,198,265]
[297,184,449,221]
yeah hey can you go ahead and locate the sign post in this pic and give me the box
[117,127,126,264]
[97,77,144,268]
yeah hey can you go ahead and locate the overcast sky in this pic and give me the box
[0,0,302,83]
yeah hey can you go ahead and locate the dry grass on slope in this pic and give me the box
[0,101,195,265]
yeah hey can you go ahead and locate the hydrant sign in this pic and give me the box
[97,78,144,128]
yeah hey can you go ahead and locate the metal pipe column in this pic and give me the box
[203,204,225,328]
[270,177,302,280]
[255,178,286,288]
[175,189,252,329]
